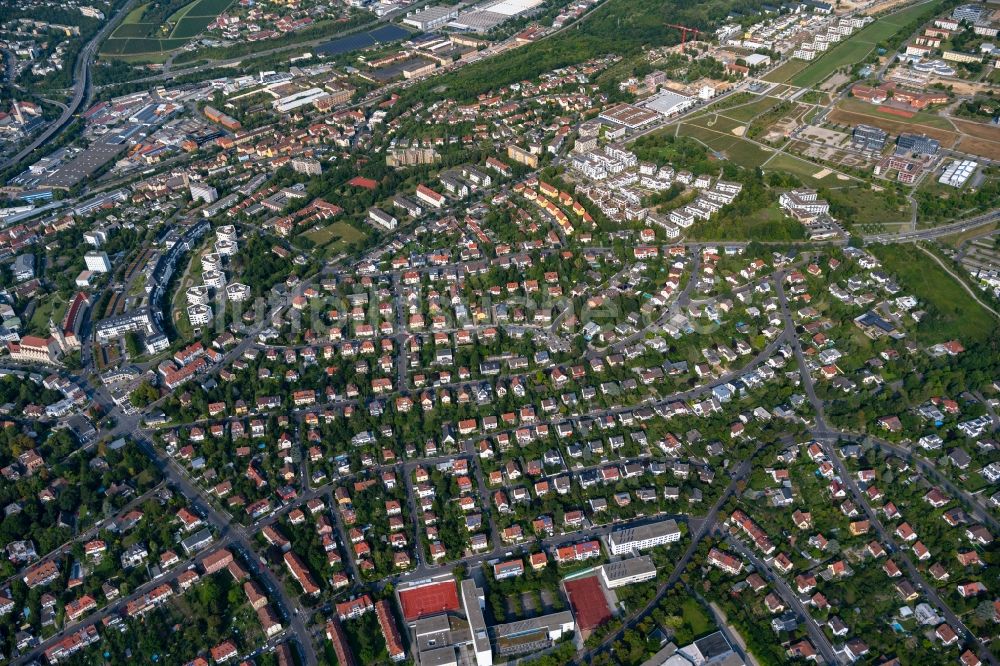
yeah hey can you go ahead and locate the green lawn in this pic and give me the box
[789,0,945,89]
[762,152,840,187]
[790,41,878,89]
[763,60,808,83]
[871,243,996,344]
[721,97,786,124]
[28,294,67,335]
[675,123,773,168]
[686,113,746,135]
[825,186,910,227]
[301,221,367,250]
[682,598,713,637]
[121,2,150,23]
[876,0,946,29]
[723,138,774,169]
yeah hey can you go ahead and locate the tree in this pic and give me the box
[131,381,159,408]
[125,332,142,358]
[974,600,996,623]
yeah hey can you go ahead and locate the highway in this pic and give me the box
[862,209,1000,244]
[93,0,436,90]
[0,0,140,173]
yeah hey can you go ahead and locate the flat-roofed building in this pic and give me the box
[492,611,575,656]
[852,124,887,152]
[599,103,660,129]
[420,646,458,666]
[896,132,940,156]
[643,90,695,118]
[608,519,681,555]
[461,579,493,666]
[600,556,656,588]
[403,5,459,30]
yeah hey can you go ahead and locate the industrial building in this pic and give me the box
[644,90,696,117]
[599,103,661,129]
[403,5,460,30]
[938,159,977,188]
[272,88,328,113]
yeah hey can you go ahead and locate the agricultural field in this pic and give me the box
[827,105,959,148]
[836,97,955,131]
[827,99,1000,162]
[101,0,234,57]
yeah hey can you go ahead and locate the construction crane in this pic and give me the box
[666,23,701,45]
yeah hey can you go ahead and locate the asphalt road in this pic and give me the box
[725,537,840,665]
[0,0,140,173]
[776,266,998,666]
[576,445,765,664]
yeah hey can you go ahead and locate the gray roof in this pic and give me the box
[492,610,574,638]
[601,556,656,583]
[419,646,458,666]
[609,519,680,546]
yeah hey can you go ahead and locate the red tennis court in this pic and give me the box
[878,105,915,118]
[398,580,460,621]
[565,576,612,633]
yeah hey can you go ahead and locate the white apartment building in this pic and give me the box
[226,283,251,302]
[203,270,226,289]
[84,251,111,273]
[608,519,681,555]
[187,304,213,327]
[190,182,218,204]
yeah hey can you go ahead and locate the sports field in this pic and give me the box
[564,576,612,634]
[398,580,460,621]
